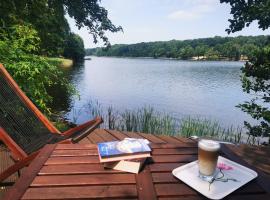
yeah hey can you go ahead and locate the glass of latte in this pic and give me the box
[198,139,220,181]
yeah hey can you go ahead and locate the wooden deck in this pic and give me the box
[0,129,270,199]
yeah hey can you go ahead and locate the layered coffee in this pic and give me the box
[198,140,220,177]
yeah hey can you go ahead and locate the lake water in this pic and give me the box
[53,56,254,128]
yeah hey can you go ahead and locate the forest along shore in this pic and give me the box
[86,35,268,61]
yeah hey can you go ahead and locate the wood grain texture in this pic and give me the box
[39,164,124,175]
[31,174,136,187]
[138,132,166,143]
[106,129,128,140]
[51,149,98,157]
[3,144,56,200]
[94,129,118,141]
[155,183,199,196]
[55,144,96,150]
[45,156,99,165]
[2,130,270,200]
[152,148,197,155]
[152,154,197,163]
[22,185,138,199]
[136,166,157,200]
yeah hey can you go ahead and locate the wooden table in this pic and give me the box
[3,142,270,200]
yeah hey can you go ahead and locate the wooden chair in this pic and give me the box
[0,63,103,182]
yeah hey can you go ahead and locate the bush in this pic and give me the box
[63,33,85,61]
[0,24,75,113]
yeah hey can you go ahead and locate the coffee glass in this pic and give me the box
[198,139,220,181]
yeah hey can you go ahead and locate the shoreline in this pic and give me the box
[87,55,247,62]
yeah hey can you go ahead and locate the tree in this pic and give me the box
[241,43,259,59]
[63,33,85,61]
[221,0,270,144]
[0,0,122,112]
[180,45,194,59]
[0,24,75,112]
[220,0,270,34]
[205,48,220,60]
[0,0,122,56]
[194,45,208,59]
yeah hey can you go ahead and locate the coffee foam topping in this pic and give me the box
[198,139,220,152]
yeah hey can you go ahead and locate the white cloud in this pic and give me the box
[168,0,216,21]
[168,10,200,20]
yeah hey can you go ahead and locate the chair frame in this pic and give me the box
[0,63,103,162]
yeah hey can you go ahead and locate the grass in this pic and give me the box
[68,101,264,144]
[178,117,243,143]
[46,57,73,68]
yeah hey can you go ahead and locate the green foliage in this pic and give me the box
[220,0,270,33]
[77,102,249,143]
[86,35,269,60]
[64,33,85,61]
[179,117,243,144]
[0,0,122,57]
[237,46,270,143]
[61,0,122,46]
[0,24,75,112]
[222,0,270,144]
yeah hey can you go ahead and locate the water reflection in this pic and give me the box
[50,57,254,127]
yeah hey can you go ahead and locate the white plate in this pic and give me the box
[172,156,258,199]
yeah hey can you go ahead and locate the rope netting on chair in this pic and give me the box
[0,70,64,154]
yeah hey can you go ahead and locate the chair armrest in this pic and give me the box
[62,117,103,137]
[0,152,38,183]
[70,117,103,143]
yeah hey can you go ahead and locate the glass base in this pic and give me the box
[199,169,219,182]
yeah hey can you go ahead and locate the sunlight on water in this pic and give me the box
[60,57,254,127]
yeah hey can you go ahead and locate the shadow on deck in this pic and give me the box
[0,128,269,199]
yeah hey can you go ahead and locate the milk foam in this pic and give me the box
[198,139,220,152]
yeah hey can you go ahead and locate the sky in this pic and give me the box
[66,0,268,48]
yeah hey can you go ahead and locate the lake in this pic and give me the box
[52,56,254,128]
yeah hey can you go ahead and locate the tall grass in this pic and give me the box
[70,101,262,145]
[178,117,243,143]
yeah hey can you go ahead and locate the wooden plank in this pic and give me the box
[51,149,98,157]
[0,128,28,161]
[55,144,96,150]
[234,181,265,194]
[77,137,92,144]
[227,144,270,175]
[95,129,119,141]
[123,131,145,139]
[155,183,198,196]
[31,174,136,187]
[221,144,270,193]
[226,194,270,200]
[22,185,138,199]
[152,173,179,183]
[135,166,157,200]
[45,156,99,165]
[138,133,166,143]
[149,163,185,172]
[0,186,11,200]
[152,155,197,163]
[159,197,204,200]
[157,135,185,144]
[39,164,125,175]
[151,143,197,148]
[106,130,128,140]
[3,144,56,200]
[87,130,106,143]
[152,148,197,155]
[173,136,196,143]
[152,173,265,195]
[0,145,18,183]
